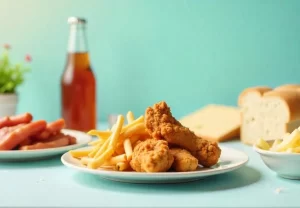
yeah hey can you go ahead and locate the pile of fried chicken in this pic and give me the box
[129,101,221,172]
[0,113,76,151]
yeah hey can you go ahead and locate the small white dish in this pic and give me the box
[253,145,300,180]
[61,146,249,184]
[0,129,92,162]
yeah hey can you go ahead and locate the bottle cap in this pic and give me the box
[68,17,87,24]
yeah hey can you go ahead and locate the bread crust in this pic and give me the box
[238,86,272,106]
[274,84,300,92]
[263,90,300,122]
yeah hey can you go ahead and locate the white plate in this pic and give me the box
[0,129,92,162]
[61,145,249,184]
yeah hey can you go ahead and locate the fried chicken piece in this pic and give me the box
[130,139,174,172]
[169,148,198,172]
[0,120,47,150]
[145,101,221,167]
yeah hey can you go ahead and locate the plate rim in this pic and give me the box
[0,129,92,156]
[61,145,249,178]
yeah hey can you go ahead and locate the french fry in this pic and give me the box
[87,130,112,139]
[88,138,106,146]
[80,157,94,165]
[109,115,125,148]
[296,138,300,146]
[115,162,129,171]
[111,124,116,131]
[122,123,145,138]
[93,138,111,158]
[257,130,300,153]
[270,139,282,151]
[115,142,125,155]
[69,149,91,158]
[81,153,126,167]
[87,115,125,168]
[127,111,135,123]
[115,131,141,155]
[69,112,149,171]
[123,138,133,161]
[100,165,115,170]
[88,140,99,146]
[112,116,145,147]
[274,129,300,152]
[288,146,300,153]
[118,136,143,154]
[255,138,270,150]
[121,116,144,133]
[88,146,114,169]
[89,138,110,158]
[109,154,127,165]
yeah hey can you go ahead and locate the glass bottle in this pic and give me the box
[61,17,97,132]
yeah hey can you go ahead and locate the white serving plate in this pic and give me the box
[61,145,249,184]
[0,129,92,162]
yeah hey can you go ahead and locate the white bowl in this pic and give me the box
[253,145,300,180]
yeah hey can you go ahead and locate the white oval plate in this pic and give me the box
[61,145,249,184]
[0,129,92,161]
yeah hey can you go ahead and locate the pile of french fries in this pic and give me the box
[69,111,150,171]
[256,127,300,153]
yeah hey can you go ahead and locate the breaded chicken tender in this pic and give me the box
[145,101,221,167]
[169,148,198,172]
[130,139,174,172]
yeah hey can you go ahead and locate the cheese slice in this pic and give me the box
[179,104,241,142]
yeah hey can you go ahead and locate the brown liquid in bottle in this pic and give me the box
[61,17,96,132]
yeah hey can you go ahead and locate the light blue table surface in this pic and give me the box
[1,122,300,208]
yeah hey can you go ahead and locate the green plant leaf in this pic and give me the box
[0,49,31,93]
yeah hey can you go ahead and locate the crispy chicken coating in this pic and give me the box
[130,139,174,172]
[169,148,198,172]
[145,101,221,167]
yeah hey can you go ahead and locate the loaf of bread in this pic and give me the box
[274,84,300,91]
[180,104,241,142]
[238,84,300,145]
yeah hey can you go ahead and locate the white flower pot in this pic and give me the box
[0,94,18,118]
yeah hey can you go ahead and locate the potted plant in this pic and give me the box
[0,44,31,117]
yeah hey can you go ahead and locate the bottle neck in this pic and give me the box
[67,23,88,53]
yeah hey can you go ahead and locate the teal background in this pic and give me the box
[1,0,300,122]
